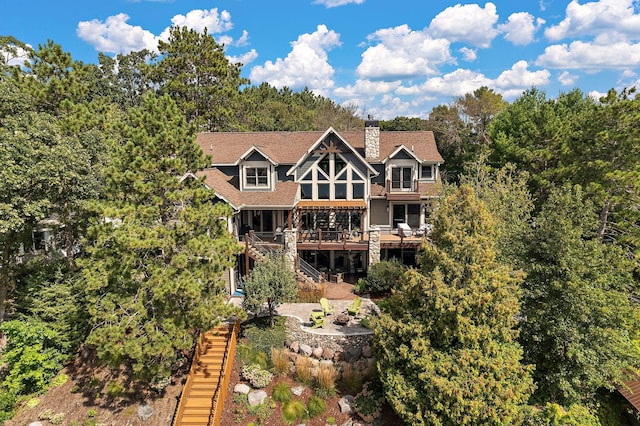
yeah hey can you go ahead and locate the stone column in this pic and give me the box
[283,228,298,272]
[368,226,380,266]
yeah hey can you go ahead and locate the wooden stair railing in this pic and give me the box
[172,321,239,426]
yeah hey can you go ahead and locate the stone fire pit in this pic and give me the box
[333,313,351,326]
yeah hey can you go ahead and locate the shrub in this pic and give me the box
[105,381,124,398]
[354,382,384,423]
[271,348,291,376]
[243,317,287,359]
[339,362,364,394]
[307,395,326,418]
[272,382,292,403]
[295,356,314,385]
[50,412,65,425]
[316,363,337,394]
[281,400,307,424]
[363,259,407,294]
[241,363,273,388]
[353,278,366,294]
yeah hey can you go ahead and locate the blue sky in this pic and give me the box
[3,0,640,119]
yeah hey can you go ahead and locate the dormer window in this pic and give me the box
[246,167,268,187]
[392,166,413,190]
[421,164,434,180]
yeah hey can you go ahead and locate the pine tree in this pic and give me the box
[374,186,533,425]
[80,93,243,380]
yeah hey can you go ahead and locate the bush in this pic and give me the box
[363,259,407,294]
[243,317,287,359]
[272,382,292,403]
[307,395,326,418]
[316,363,337,394]
[295,356,314,385]
[271,348,291,376]
[241,364,273,389]
[281,400,307,424]
[354,382,384,423]
[339,362,364,394]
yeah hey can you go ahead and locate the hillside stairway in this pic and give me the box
[172,321,239,426]
[244,231,325,284]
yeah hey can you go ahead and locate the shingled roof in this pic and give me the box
[196,129,443,165]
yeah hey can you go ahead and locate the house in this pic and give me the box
[195,120,444,294]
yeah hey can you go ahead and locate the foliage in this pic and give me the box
[374,186,534,425]
[354,382,384,423]
[361,259,407,294]
[316,363,337,394]
[307,395,326,417]
[338,362,366,395]
[272,382,292,403]
[522,403,600,426]
[0,319,69,396]
[80,93,243,381]
[270,348,291,376]
[294,356,314,385]
[281,400,307,424]
[241,364,274,389]
[242,316,287,360]
[519,185,640,404]
[147,26,248,132]
[242,250,297,326]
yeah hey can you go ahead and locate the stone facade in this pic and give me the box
[368,227,380,265]
[283,228,297,271]
[364,121,380,159]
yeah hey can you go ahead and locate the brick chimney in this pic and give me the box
[364,117,380,159]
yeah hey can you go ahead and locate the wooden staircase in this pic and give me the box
[173,321,239,426]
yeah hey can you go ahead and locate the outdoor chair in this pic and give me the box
[310,310,326,328]
[347,296,362,316]
[320,297,335,316]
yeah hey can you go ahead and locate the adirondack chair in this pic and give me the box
[347,296,362,316]
[310,310,326,328]
[320,297,334,316]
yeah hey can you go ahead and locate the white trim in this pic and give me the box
[381,144,422,163]
[235,146,278,166]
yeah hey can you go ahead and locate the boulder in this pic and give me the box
[137,403,154,421]
[312,347,324,359]
[322,347,335,360]
[248,390,268,407]
[289,341,299,354]
[299,344,312,357]
[338,395,355,414]
[234,383,251,394]
[361,344,372,358]
[291,385,305,396]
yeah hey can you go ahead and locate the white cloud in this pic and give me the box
[428,2,499,48]
[545,0,640,42]
[536,40,640,69]
[249,25,341,96]
[1,44,31,67]
[558,70,578,86]
[498,12,545,45]
[333,79,402,98]
[419,69,494,97]
[357,24,453,80]
[158,8,233,41]
[495,60,550,88]
[459,47,477,62]
[312,0,364,7]
[227,49,258,66]
[77,13,159,54]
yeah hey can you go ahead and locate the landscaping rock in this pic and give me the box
[299,343,312,356]
[234,383,251,394]
[248,390,268,407]
[137,403,154,421]
[344,347,362,362]
[292,385,305,396]
[362,344,372,358]
[28,422,43,426]
[338,395,355,414]
[334,351,345,363]
[322,347,335,360]
[289,341,299,354]
[319,359,334,369]
[312,346,324,359]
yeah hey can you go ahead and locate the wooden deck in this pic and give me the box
[173,322,239,426]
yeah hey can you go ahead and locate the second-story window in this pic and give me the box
[246,167,268,187]
[392,167,413,190]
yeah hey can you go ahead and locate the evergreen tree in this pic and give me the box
[374,186,533,425]
[519,185,640,404]
[80,94,243,380]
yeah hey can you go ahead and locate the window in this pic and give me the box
[246,167,268,187]
[318,183,330,199]
[392,167,413,190]
[352,183,364,199]
[421,164,433,179]
[301,183,312,199]
[335,183,347,199]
